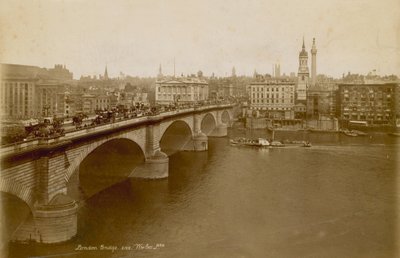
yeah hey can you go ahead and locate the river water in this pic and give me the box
[2,128,399,258]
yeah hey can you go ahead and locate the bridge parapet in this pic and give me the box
[0,104,236,158]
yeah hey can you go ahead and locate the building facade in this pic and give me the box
[307,90,337,118]
[1,79,37,119]
[338,83,397,126]
[395,84,400,126]
[48,64,73,81]
[82,94,96,114]
[249,81,295,112]
[155,77,209,105]
[0,63,73,120]
[35,81,64,117]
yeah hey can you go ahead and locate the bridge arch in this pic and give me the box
[64,135,146,184]
[0,191,33,244]
[221,110,231,125]
[68,138,146,199]
[0,178,35,211]
[201,113,217,136]
[159,120,193,156]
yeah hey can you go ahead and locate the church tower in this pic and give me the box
[311,38,317,87]
[231,66,236,78]
[104,65,109,80]
[157,64,163,78]
[297,38,309,102]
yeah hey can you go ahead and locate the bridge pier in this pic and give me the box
[182,132,208,151]
[130,150,169,179]
[181,113,209,151]
[12,194,78,244]
[191,133,208,151]
[129,124,169,179]
[209,124,228,137]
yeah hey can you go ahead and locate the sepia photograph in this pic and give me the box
[0,0,399,257]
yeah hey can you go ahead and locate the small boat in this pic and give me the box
[230,137,246,145]
[344,131,358,137]
[342,129,359,137]
[230,137,270,147]
[246,138,270,147]
[270,141,285,147]
[351,130,368,136]
[302,141,312,147]
[230,139,239,145]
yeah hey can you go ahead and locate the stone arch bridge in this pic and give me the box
[0,104,237,244]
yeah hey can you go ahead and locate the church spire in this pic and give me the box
[299,37,308,58]
[157,63,163,78]
[104,65,109,80]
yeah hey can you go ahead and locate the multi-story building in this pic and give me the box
[249,80,295,117]
[48,64,73,81]
[1,78,37,119]
[82,94,96,114]
[337,83,397,126]
[64,92,84,116]
[307,89,337,118]
[155,76,208,105]
[35,81,65,117]
[395,84,400,126]
[0,63,73,120]
[94,95,111,111]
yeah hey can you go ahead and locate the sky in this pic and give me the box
[0,0,399,79]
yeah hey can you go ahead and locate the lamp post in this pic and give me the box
[43,104,50,117]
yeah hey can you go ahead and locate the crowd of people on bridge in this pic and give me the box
[2,99,236,145]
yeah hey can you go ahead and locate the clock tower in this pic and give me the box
[297,38,309,103]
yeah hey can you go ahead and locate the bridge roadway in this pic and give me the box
[0,103,237,244]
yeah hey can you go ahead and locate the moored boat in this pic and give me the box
[351,130,368,136]
[230,137,312,148]
[230,137,270,147]
[344,131,358,137]
[246,138,270,147]
[270,141,285,147]
[341,129,359,137]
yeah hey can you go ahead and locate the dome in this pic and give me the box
[299,49,308,57]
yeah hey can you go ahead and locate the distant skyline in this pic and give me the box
[0,0,399,79]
